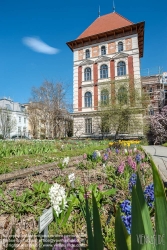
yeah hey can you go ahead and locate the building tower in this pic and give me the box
[67,12,145,138]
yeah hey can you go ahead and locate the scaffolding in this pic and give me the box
[141,69,167,114]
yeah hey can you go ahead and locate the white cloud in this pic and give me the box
[22,37,59,54]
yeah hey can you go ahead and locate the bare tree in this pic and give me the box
[28,81,72,139]
[0,109,17,138]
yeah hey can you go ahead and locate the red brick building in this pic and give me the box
[67,11,145,138]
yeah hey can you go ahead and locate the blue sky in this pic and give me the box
[0,0,166,105]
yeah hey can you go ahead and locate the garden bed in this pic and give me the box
[0,140,154,250]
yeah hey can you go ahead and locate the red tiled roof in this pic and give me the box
[77,12,133,39]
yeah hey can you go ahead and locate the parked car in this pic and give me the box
[11,135,30,140]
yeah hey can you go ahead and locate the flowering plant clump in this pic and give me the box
[109,140,140,148]
[90,150,101,161]
[48,183,68,216]
[128,173,137,192]
[144,183,154,207]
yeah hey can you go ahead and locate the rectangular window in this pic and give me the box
[19,117,21,122]
[85,118,92,134]
[18,127,21,135]
[23,127,26,134]
[101,117,110,133]
[24,118,26,123]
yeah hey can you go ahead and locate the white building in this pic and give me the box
[0,97,29,138]
[67,11,145,138]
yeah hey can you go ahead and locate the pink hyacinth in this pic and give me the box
[131,161,137,171]
[83,153,87,160]
[118,161,125,173]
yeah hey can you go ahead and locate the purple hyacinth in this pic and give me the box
[115,148,119,154]
[135,154,141,164]
[127,156,137,171]
[52,235,80,250]
[121,215,131,234]
[144,183,154,207]
[103,153,108,162]
[128,173,137,192]
[92,151,97,160]
[106,148,111,153]
[120,200,131,215]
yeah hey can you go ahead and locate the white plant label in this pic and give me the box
[39,207,53,233]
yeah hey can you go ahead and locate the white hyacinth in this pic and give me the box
[124,148,128,154]
[48,183,68,216]
[95,150,101,157]
[134,147,137,152]
[62,156,70,167]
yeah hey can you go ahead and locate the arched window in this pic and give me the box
[84,67,91,81]
[101,89,109,105]
[85,49,90,59]
[117,61,126,76]
[100,64,108,79]
[118,42,123,52]
[118,86,128,105]
[85,92,92,107]
[101,46,106,55]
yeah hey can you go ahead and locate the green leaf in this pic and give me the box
[7,226,15,250]
[131,186,147,250]
[136,173,154,250]
[151,158,167,250]
[61,197,76,226]
[85,199,94,250]
[115,207,131,250]
[102,188,116,196]
[92,192,103,250]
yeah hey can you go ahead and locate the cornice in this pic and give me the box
[66,21,145,58]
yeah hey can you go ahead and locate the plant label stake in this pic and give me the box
[39,207,53,250]
[68,173,75,188]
